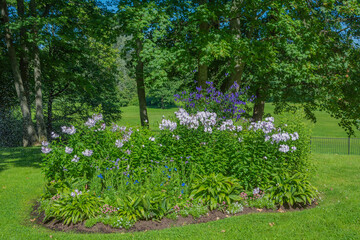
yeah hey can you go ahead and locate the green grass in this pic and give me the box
[263,104,360,138]
[1,148,360,239]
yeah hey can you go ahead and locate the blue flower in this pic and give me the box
[181,183,186,187]
[174,168,177,171]
[134,180,139,184]
[167,175,171,179]
[127,174,130,178]
[181,189,184,194]
[165,165,168,168]
[169,169,171,172]
[97,174,104,179]
[126,181,129,185]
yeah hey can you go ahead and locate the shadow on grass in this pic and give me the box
[0,147,42,173]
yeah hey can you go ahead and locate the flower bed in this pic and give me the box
[37,83,318,231]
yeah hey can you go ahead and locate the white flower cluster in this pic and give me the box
[159,119,177,131]
[71,189,82,197]
[82,149,93,157]
[217,119,236,131]
[162,109,245,134]
[41,141,51,154]
[174,108,200,129]
[84,113,103,128]
[115,128,133,148]
[51,131,59,139]
[94,123,106,132]
[269,132,299,144]
[111,123,119,132]
[71,155,80,162]
[248,117,299,153]
[65,146,73,154]
[171,108,218,133]
[61,125,76,135]
[248,119,276,134]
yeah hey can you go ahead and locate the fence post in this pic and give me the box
[348,137,350,155]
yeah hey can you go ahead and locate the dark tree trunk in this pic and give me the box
[1,0,37,147]
[252,88,265,121]
[30,0,47,142]
[197,0,209,88]
[135,38,149,127]
[17,0,33,121]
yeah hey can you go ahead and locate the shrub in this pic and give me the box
[190,173,242,210]
[44,191,102,225]
[39,90,317,227]
[266,172,318,206]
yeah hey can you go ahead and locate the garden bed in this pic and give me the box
[32,202,317,233]
[36,85,319,233]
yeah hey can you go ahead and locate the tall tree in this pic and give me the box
[30,0,47,141]
[1,0,37,146]
[115,1,171,126]
[135,37,149,126]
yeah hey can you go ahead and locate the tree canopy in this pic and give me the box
[1,0,359,147]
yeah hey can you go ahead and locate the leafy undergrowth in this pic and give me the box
[1,148,360,239]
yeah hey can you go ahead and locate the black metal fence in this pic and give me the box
[310,137,360,155]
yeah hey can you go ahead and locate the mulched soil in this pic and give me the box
[30,201,318,233]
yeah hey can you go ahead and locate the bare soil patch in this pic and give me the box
[31,202,317,233]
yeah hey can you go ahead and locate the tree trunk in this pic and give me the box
[135,38,149,127]
[17,0,33,120]
[30,0,47,142]
[252,88,265,121]
[197,0,209,88]
[1,0,37,147]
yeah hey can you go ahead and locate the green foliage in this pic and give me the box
[44,191,102,225]
[228,111,312,190]
[190,173,242,210]
[84,216,134,229]
[116,193,173,221]
[176,202,209,219]
[225,202,244,215]
[266,172,318,206]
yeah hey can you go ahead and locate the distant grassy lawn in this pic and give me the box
[118,104,360,138]
[1,148,360,239]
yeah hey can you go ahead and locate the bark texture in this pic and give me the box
[252,88,265,121]
[17,0,32,118]
[1,0,37,146]
[30,0,47,141]
[135,38,149,127]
